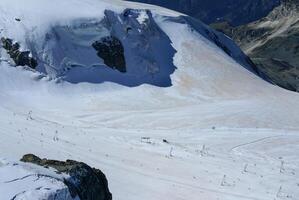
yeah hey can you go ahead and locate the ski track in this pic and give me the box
[1,106,299,200]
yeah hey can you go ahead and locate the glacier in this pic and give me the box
[0,0,299,200]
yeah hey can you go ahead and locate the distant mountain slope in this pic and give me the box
[125,0,280,26]
[211,0,299,91]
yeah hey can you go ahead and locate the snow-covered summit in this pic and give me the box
[0,0,298,125]
[0,0,258,86]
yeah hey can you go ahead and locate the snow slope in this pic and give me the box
[0,0,299,200]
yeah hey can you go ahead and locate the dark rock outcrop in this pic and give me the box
[21,154,112,200]
[92,36,126,73]
[1,37,37,69]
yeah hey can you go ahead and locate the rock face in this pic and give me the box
[211,0,299,92]
[21,154,112,200]
[1,37,37,69]
[126,0,280,26]
[92,36,126,73]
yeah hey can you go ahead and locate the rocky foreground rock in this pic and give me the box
[21,154,112,200]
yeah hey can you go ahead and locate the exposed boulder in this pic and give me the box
[92,36,126,73]
[21,154,112,200]
[1,37,37,69]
